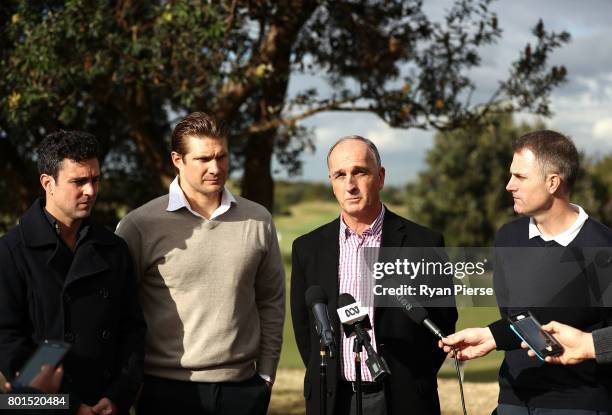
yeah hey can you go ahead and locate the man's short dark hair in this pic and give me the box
[171,112,228,155]
[327,135,382,168]
[37,130,100,179]
[513,130,579,193]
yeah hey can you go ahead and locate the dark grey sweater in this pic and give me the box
[594,326,612,364]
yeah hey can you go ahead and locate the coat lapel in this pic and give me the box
[318,219,340,301]
[317,219,341,332]
[65,243,110,286]
[376,209,408,324]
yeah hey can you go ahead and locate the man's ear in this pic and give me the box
[547,173,562,195]
[171,151,184,171]
[40,174,55,195]
[378,166,386,190]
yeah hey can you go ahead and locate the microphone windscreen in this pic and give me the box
[305,285,328,308]
[401,302,428,324]
[337,293,356,308]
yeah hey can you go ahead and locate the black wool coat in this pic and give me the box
[291,209,458,415]
[0,199,146,414]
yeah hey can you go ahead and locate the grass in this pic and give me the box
[274,201,504,382]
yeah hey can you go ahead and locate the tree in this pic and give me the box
[405,114,533,246]
[575,155,612,227]
[406,115,611,246]
[1,0,570,227]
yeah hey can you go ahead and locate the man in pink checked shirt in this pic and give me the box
[291,135,458,415]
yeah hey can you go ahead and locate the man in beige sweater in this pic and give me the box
[116,112,285,415]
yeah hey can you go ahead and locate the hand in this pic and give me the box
[76,404,96,415]
[521,320,595,365]
[92,397,117,415]
[4,364,63,394]
[30,364,63,393]
[438,327,497,361]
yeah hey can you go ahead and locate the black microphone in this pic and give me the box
[305,286,336,356]
[394,291,445,339]
[337,293,391,381]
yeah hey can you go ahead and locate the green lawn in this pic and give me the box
[275,201,504,382]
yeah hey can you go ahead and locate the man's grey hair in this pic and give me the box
[326,135,382,168]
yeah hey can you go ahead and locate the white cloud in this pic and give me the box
[592,118,612,142]
[282,1,612,184]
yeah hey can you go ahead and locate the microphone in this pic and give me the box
[336,293,391,381]
[305,286,336,356]
[389,281,446,339]
[336,295,371,337]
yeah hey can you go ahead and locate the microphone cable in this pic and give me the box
[451,347,468,415]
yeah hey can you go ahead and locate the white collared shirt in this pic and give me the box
[166,176,236,220]
[528,204,589,246]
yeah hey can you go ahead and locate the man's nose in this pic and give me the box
[83,181,96,196]
[208,160,219,175]
[346,175,358,192]
[506,177,515,192]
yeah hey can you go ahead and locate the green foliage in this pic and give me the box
[406,114,543,246]
[407,115,612,245]
[1,0,571,228]
[273,181,335,215]
[574,155,612,227]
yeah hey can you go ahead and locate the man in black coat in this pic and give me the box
[0,131,146,415]
[441,130,612,414]
[291,136,457,415]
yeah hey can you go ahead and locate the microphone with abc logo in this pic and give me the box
[336,293,391,381]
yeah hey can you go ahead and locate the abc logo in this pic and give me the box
[344,306,360,317]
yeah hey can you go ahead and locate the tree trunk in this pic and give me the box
[241,131,275,211]
[124,85,174,196]
[238,1,319,211]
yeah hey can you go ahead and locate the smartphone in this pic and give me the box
[508,312,563,361]
[13,340,71,387]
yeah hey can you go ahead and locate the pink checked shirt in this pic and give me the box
[338,204,385,381]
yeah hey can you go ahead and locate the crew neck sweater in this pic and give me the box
[116,194,284,383]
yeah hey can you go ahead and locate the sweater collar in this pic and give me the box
[528,204,589,246]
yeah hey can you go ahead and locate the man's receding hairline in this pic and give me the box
[327,136,381,168]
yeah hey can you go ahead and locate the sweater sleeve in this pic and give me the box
[593,326,612,364]
[254,219,285,382]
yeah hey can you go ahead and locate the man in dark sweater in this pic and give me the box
[440,130,612,414]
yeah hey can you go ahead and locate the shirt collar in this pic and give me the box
[43,207,90,245]
[528,204,589,246]
[340,204,385,241]
[167,176,236,219]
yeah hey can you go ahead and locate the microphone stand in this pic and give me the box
[353,336,364,415]
[319,342,328,415]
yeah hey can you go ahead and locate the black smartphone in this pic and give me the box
[13,340,71,388]
[508,312,563,361]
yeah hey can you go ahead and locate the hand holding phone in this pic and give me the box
[13,340,70,389]
[509,312,563,361]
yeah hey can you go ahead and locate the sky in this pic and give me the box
[274,0,612,186]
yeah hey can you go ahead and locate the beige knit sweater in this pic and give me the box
[116,194,284,382]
